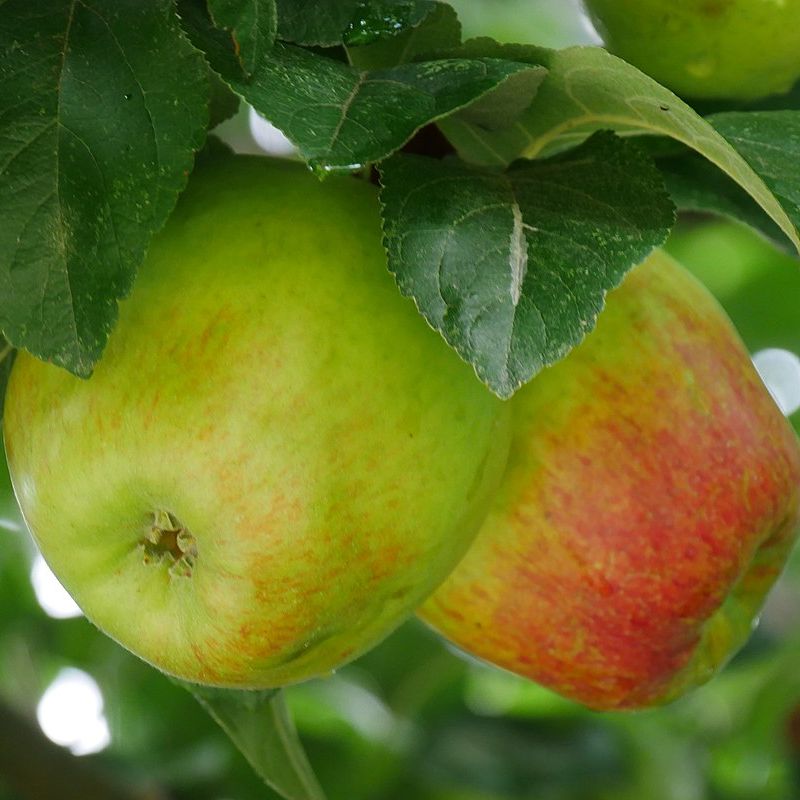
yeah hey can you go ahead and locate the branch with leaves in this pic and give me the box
[2,2,800,800]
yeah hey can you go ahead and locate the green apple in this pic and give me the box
[419,249,800,710]
[583,0,800,100]
[2,154,511,688]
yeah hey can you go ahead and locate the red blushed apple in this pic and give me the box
[419,249,800,711]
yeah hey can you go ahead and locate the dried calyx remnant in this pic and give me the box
[142,510,198,578]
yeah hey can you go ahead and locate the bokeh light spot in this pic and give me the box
[30,553,83,619]
[37,668,111,756]
[248,108,297,157]
[753,348,800,417]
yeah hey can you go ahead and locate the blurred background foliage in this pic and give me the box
[2,2,800,799]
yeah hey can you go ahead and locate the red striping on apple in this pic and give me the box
[2,155,512,688]
[419,250,800,711]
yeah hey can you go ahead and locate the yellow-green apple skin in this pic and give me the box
[583,0,800,100]
[419,250,800,711]
[2,155,512,688]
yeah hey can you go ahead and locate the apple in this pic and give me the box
[2,154,512,688]
[419,249,800,710]
[583,0,800,100]
[665,220,800,363]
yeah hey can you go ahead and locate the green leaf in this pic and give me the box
[709,111,800,230]
[347,1,461,70]
[379,133,676,398]
[446,69,546,135]
[656,151,790,252]
[196,26,544,172]
[276,0,356,45]
[208,69,242,129]
[208,0,276,76]
[0,337,14,422]
[179,0,245,78]
[437,42,800,254]
[650,112,800,253]
[342,0,439,47]
[184,683,327,800]
[186,1,530,170]
[0,0,208,376]
[185,1,519,171]
[277,0,436,47]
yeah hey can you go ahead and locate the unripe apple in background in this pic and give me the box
[2,155,511,688]
[582,0,800,100]
[419,250,800,711]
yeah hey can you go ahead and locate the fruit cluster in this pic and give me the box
[4,156,800,711]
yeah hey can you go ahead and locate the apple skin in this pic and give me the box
[2,154,511,688]
[583,0,800,100]
[419,249,800,711]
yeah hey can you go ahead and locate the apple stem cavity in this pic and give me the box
[141,510,197,578]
